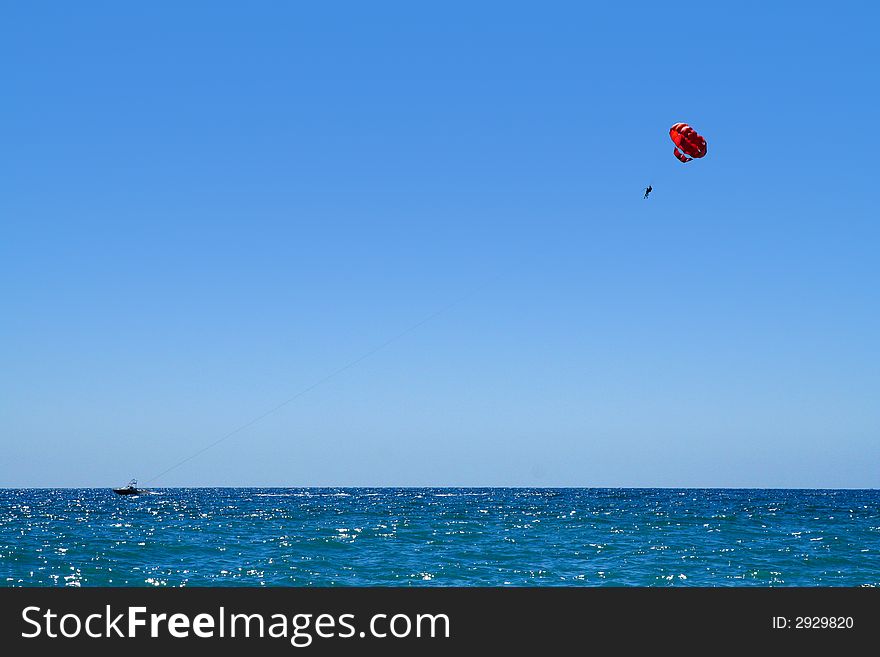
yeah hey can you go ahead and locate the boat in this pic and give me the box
[113,479,145,496]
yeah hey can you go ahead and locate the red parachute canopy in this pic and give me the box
[669,122,707,163]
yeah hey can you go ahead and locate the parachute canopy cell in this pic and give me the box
[669,122,707,163]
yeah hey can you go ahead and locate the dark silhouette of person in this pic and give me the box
[644,185,652,199]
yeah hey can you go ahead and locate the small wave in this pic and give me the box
[254,493,312,498]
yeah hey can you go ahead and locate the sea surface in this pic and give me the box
[2,488,879,587]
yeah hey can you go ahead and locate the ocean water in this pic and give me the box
[1,488,879,587]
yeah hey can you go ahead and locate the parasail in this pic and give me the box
[669,122,707,163]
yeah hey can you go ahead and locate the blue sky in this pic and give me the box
[2,2,878,487]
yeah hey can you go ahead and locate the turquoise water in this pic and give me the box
[2,488,879,586]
